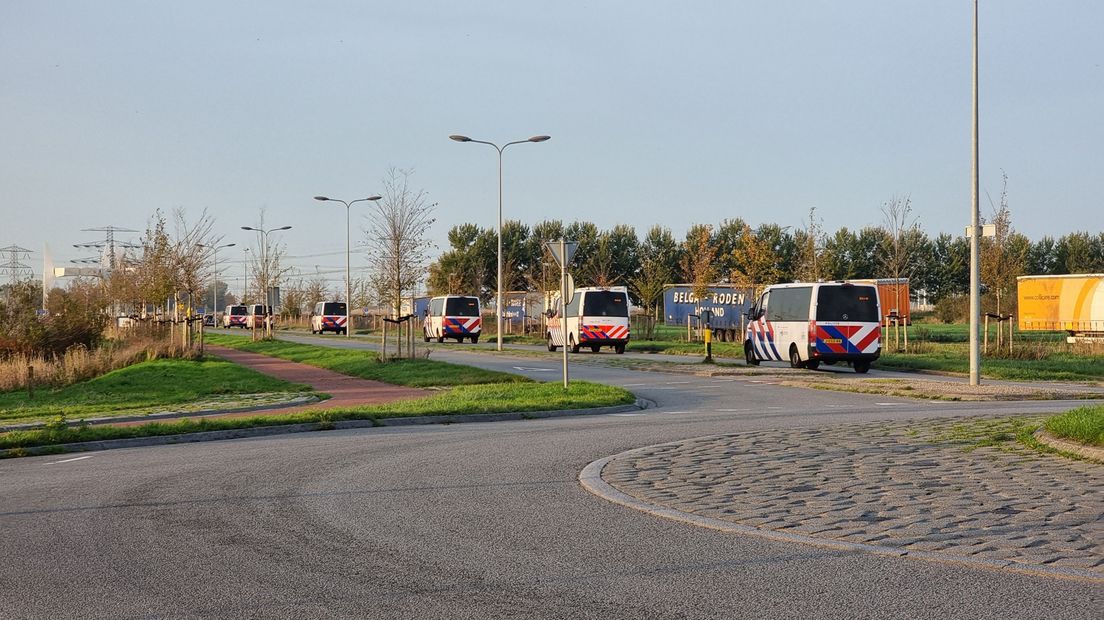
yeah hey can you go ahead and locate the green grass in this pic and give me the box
[1045,405,1104,447]
[206,333,527,387]
[875,348,1103,382]
[0,381,634,453]
[0,358,311,424]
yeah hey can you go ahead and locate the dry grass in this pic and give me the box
[0,331,191,392]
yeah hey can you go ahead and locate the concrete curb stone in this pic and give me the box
[1034,428,1104,462]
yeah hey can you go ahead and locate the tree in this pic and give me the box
[680,224,716,303]
[979,175,1026,315]
[366,168,437,316]
[730,223,779,296]
[793,207,825,282]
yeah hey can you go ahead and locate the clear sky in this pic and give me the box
[2,1,1101,291]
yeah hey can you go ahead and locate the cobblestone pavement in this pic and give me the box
[599,416,1103,578]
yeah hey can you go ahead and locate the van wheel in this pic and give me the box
[569,336,580,354]
[590,344,601,353]
[470,334,479,344]
[789,345,805,369]
[806,360,820,371]
[546,333,557,352]
[744,341,759,366]
[615,343,625,354]
[854,361,871,374]
[436,331,444,344]
[423,329,430,343]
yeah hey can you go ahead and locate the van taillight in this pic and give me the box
[808,320,817,352]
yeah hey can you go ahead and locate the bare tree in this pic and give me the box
[878,195,921,319]
[366,168,437,317]
[793,206,825,282]
[981,172,1026,315]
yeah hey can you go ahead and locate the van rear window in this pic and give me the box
[582,291,629,317]
[322,302,347,315]
[229,306,248,316]
[445,297,480,317]
[816,286,879,322]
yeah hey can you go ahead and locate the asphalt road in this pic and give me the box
[1,333,1098,619]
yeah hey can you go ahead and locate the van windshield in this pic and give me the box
[322,302,347,315]
[816,286,878,322]
[582,291,629,317]
[445,297,479,317]
[229,306,248,316]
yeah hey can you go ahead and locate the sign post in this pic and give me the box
[546,239,577,389]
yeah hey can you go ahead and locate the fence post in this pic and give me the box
[27,365,34,399]
[984,314,989,352]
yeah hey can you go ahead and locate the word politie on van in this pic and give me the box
[670,291,747,305]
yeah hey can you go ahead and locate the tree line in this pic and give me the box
[425,197,1104,320]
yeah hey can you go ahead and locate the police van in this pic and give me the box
[246,304,273,330]
[310,301,348,335]
[744,281,881,373]
[422,295,482,343]
[546,286,630,354]
[223,304,249,328]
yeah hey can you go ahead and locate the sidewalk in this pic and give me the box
[591,417,1104,580]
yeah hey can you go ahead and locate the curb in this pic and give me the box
[578,446,1103,583]
[0,395,321,433]
[1034,428,1104,462]
[0,399,649,459]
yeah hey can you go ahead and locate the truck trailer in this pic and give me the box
[662,285,756,342]
[1017,274,1104,341]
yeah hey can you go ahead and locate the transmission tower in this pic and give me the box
[73,225,139,274]
[0,245,34,284]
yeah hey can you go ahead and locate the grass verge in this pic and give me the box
[1044,404,1104,447]
[0,381,635,453]
[875,349,1103,382]
[206,333,526,387]
[0,358,311,425]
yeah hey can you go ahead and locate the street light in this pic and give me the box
[314,195,382,337]
[241,225,292,338]
[198,243,235,319]
[242,247,251,304]
[449,134,550,351]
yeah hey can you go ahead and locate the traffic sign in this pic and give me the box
[545,240,578,268]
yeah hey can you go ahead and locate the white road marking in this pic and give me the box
[620,383,648,387]
[45,455,94,465]
[875,402,899,406]
[767,406,784,410]
[661,411,692,415]
[513,366,554,372]
[609,413,646,417]
[717,408,751,412]
[664,381,692,385]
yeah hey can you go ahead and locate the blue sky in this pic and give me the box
[2,1,1101,290]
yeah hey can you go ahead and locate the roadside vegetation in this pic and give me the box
[0,381,632,454]
[0,358,311,425]
[205,333,525,386]
[1045,404,1104,447]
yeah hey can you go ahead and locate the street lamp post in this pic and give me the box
[314,195,382,337]
[241,225,292,338]
[969,0,981,386]
[198,243,235,320]
[449,134,550,351]
[242,247,251,304]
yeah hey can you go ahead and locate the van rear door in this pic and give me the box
[813,285,880,355]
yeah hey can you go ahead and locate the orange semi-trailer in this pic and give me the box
[851,278,910,325]
[1017,274,1104,341]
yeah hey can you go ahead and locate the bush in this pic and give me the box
[0,280,109,357]
[933,295,968,324]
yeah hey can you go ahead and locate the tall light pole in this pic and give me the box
[450,134,550,351]
[241,225,292,338]
[314,195,382,337]
[969,0,981,386]
[199,243,235,319]
[242,247,251,304]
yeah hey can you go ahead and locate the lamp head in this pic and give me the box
[449,135,472,142]
[528,135,551,142]
[367,195,382,201]
[278,226,292,231]
[314,196,330,201]
[241,226,255,231]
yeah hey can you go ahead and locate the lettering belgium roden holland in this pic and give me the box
[670,291,748,306]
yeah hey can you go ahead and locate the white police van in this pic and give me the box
[422,295,482,343]
[744,281,881,373]
[310,301,348,335]
[546,286,631,354]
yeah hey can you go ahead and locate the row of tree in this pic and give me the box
[425,194,1103,319]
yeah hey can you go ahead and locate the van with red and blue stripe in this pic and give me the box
[422,295,482,343]
[310,301,348,335]
[546,286,630,354]
[744,282,881,373]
